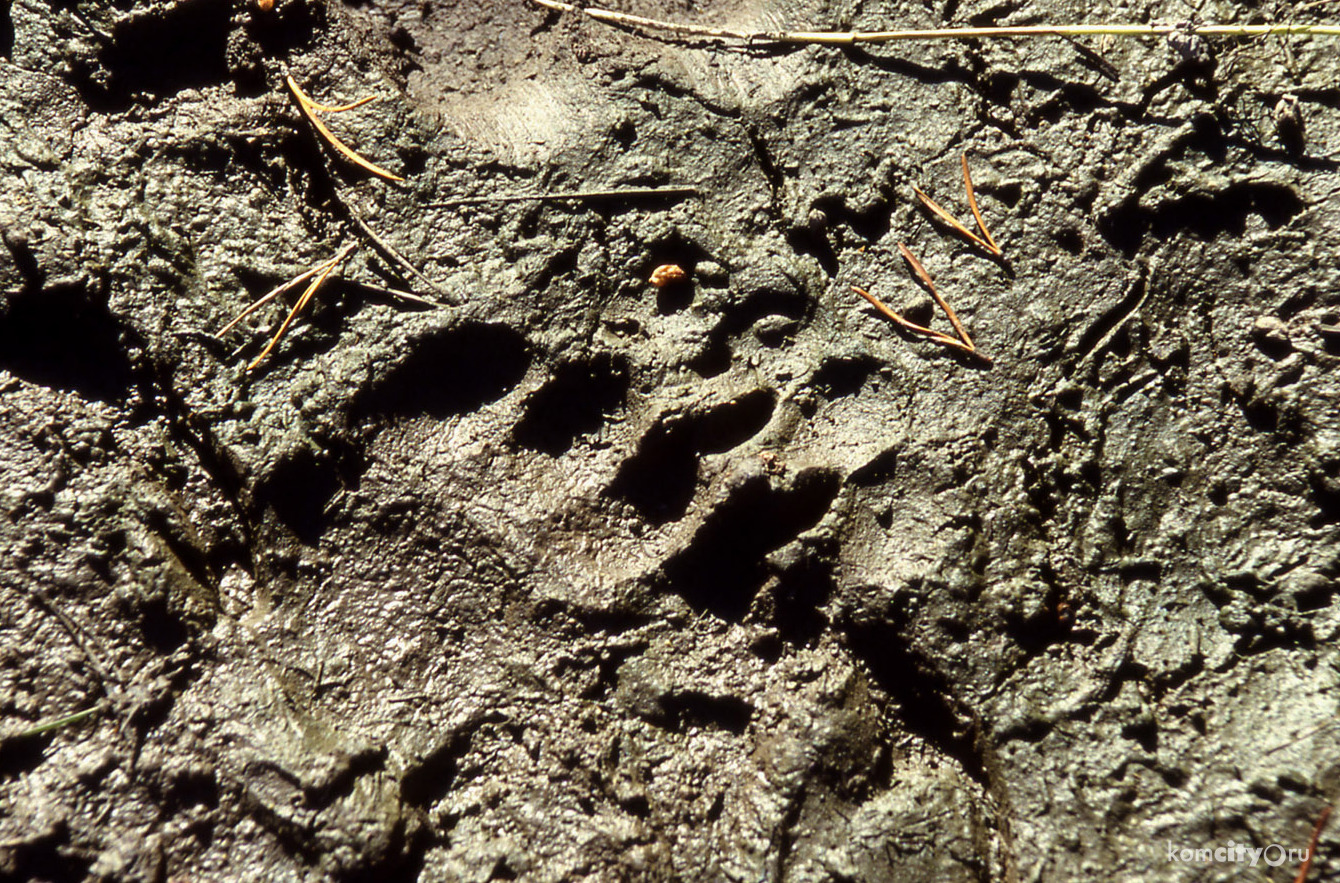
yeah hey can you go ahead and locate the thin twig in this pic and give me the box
[961,154,1002,256]
[898,243,973,350]
[852,286,964,345]
[286,76,404,183]
[427,186,699,207]
[531,1,1340,43]
[914,186,997,255]
[1295,805,1332,883]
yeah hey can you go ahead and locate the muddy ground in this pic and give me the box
[3,0,1340,880]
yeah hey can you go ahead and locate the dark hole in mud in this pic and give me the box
[400,738,462,808]
[512,353,629,454]
[810,355,876,400]
[788,226,837,276]
[769,555,834,645]
[608,421,699,523]
[717,287,810,338]
[0,729,50,779]
[688,335,732,378]
[256,448,345,544]
[0,837,91,883]
[695,389,774,453]
[357,322,530,419]
[658,691,754,734]
[813,195,894,244]
[137,595,189,654]
[1308,473,1340,526]
[85,0,232,109]
[661,469,839,620]
[1098,182,1304,256]
[0,0,13,58]
[247,0,321,61]
[844,621,988,787]
[1054,227,1084,255]
[848,448,900,487]
[608,391,775,524]
[164,766,220,813]
[1295,579,1335,612]
[0,282,134,402]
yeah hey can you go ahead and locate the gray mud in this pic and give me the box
[3,0,1340,880]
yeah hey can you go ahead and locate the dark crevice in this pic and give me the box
[809,355,877,400]
[812,194,895,243]
[654,691,754,734]
[844,620,990,788]
[716,286,811,338]
[0,279,134,402]
[1308,472,1340,527]
[0,0,13,58]
[1097,181,1304,257]
[661,469,840,620]
[767,553,835,645]
[255,443,357,544]
[848,447,900,487]
[355,322,530,419]
[512,353,629,454]
[0,835,91,883]
[1070,264,1148,364]
[745,125,785,213]
[74,0,233,111]
[608,391,776,524]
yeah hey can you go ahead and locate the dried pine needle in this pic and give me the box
[286,76,404,183]
[913,186,996,256]
[897,243,973,350]
[961,154,1002,257]
[223,243,358,372]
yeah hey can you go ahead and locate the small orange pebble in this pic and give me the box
[649,264,688,288]
[257,0,274,10]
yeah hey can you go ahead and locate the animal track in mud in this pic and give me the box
[354,322,530,419]
[607,389,776,524]
[74,0,233,111]
[512,352,630,454]
[662,468,840,621]
[809,355,879,400]
[1098,180,1304,256]
[0,280,135,403]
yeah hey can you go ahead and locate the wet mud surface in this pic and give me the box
[4,0,1340,880]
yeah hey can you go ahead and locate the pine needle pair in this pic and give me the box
[852,155,997,364]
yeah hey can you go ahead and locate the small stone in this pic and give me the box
[649,264,688,288]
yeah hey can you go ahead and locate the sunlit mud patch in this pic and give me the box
[434,76,607,163]
[337,0,830,162]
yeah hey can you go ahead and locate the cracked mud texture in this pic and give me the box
[4,0,1340,880]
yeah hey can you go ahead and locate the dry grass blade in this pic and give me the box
[897,243,973,350]
[913,187,996,255]
[961,154,1002,256]
[530,1,1340,43]
[286,76,404,183]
